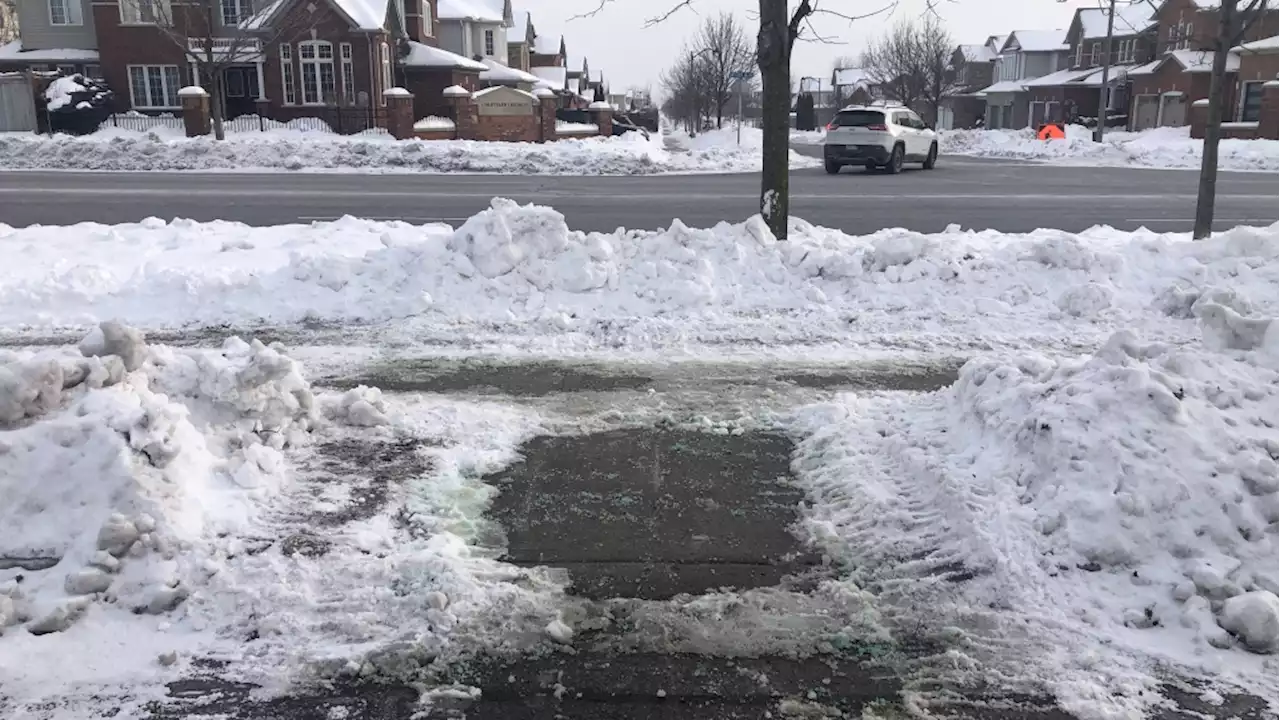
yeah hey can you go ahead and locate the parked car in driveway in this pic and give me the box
[822,106,938,174]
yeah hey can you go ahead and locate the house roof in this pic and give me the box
[958,44,998,62]
[511,8,532,40]
[403,41,487,70]
[1077,3,1155,40]
[437,0,507,23]
[987,34,1009,52]
[0,41,99,62]
[1004,29,1069,53]
[978,79,1027,94]
[530,64,567,89]
[1235,35,1280,54]
[330,0,391,30]
[1022,67,1098,87]
[479,58,540,83]
[532,33,562,55]
[1167,48,1241,72]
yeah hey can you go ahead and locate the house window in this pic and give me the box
[56,64,77,75]
[340,43,355,105]
[1240,81,1264,121]
[1090,42,1101,66]
[221,0,251,26]
[48,0,82,26]
[379,42,391,105]
[422,0,432,35]
[85,64,101,78]
[484,28,495,56]
[120,0,167,24]
[280,44,297,105]
[298,40,336,105]
[1074,42,1083,67]
[128,65,181,108]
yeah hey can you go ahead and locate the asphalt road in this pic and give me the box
[0,155,1275,234]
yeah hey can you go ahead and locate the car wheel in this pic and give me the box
[887,144,904,174]
[923,142,938,170]
[824,159,841,174]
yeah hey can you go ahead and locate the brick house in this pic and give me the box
[1127,0,1278,128]
[1024,4,1156,127]
[939,35,1000,129]
[0,0,494,124]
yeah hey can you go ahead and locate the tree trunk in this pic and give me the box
[757,0,791,240]
[1193,0,1235,239]
[210,69,227,141]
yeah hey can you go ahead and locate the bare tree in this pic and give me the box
[123,0,308,140]
[0,0,17,44]
[1192,0,1271,239]
[693,12,757,129]
[860,15,956,125]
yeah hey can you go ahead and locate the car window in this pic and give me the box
[908,113,926,129]
[893,112,911,127]
[830,110,885,127]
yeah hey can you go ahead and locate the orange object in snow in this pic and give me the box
[1037,123,1066,140]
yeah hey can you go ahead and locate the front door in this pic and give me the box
[222,66,259,119]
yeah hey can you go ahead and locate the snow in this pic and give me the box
[978,79,1027,95]
[958,44,997,62]
[0,40,99,62]
[1008,28,1069,52]
[44,75,90,111]
[665,126,823,171]
[787,321,1280,716]
[530,65,567,90]
[0,201,1274,358]
[330,0,391,30]
[436,0,504,21]
[1169,48,1241,73]
[403,42,487,71]
[0,127,773,175]
[441,84,470,97]
[478,58,540,84]
[1235,35,1280,53]
[176,85,207,97]
[1078,4,1154,39]
[940,125,1280,171]
[0,323,567,715]
[383,87,412,98]
[556,121,597,133]
[413,116,456,131]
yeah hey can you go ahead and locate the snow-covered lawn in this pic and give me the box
[940,124,1280,172]
[0,125,802,175]
[1,203,1276,718]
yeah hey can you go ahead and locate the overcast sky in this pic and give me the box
[524,0,1109,93]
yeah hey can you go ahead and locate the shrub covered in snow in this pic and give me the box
[42,74,114,136]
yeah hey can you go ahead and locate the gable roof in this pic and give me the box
[246,0,390,31]
[1003,29,1068,53]
[533,33,562,55]
[958,43,998,62]
[530,64,567,89]
[1235,34,1280,53]
[437,0,508,23]
[403,41,487,70]
[479,57,540,82]
[1076,3,1154,40]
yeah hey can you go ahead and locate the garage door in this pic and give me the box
[1133,95,1159,130]
[1160,94,1187,127]
[0,75,37,133]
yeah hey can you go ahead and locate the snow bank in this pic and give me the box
[1,202,1275,355]
[790,320,1280,715]
[939,125,1280,171]
[0,125,793,175]
[1,325,315,639]
[665,125,823,171]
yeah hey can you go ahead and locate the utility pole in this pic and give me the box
[1095,0,1117,142]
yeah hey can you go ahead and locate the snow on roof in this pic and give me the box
[1078,4,1154,40]
[1075,63,1143,84]
[403,41,487,70]
[511,8,532,40]
[1235,35,1280,54]
[833,67,870,87]
[987,34,1009,52]
[1007,29,1068,52]
[437,0,506,23]
[958,44,997,62]
[530,64,567,89]
[533,34,561,55]
[330,0,390,30]
[1168,48,1240,72]
[1022,67,1098,87]
[978,79,1027,94]
[0,41,99,62]
[479,58,540,84]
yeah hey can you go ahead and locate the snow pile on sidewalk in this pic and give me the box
[0,322,567,712]
[0,124,792,175]
[1,201,1275,354]
[940,124,1279,171]
[665,125,823,169]
[790,321,1280,716]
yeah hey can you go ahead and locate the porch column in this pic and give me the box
[189,61,200,86]
[255,59,267,101]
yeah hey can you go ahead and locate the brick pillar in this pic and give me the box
[178,86,211,137]
[1189,99,1209,139]
[588,101,613,137]
[383,88,415,140]
[444,85,476,140]
[1260,81,1279,141]
[536,88,557,142]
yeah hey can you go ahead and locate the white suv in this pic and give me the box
[822,106,938,174]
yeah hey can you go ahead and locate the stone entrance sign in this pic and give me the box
[473,86,537,116]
